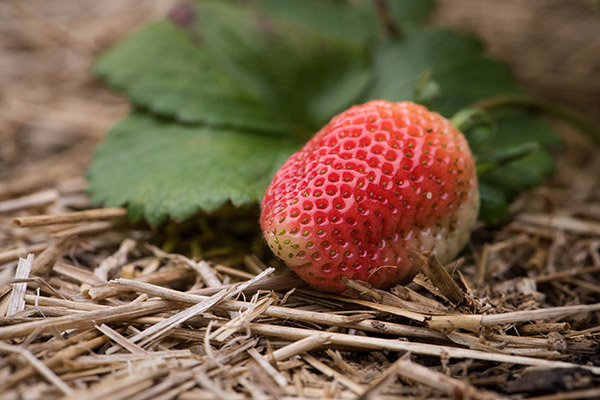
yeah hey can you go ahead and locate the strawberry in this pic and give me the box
[260,100,479,293]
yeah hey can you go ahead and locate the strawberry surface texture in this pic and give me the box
[260,100,479,293]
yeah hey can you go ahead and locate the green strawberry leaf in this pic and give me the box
[476,141,539,175]
[90,1,562,224]
[178,0,372,133]
[88,113,299,224]
[363,28,561,222]
[253,0,435,44]
[91,1,376,221]
[95,1,371,136]
[252,0,379,44]
[364,28,519,115]
[477,108,558,199]
[94,20,283,132]
[478,182,510,224]
[387,0,437,24]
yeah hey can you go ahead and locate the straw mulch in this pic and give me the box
[1,1,599,399]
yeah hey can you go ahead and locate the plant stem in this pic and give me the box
[470,95,600,147]
[374,0,401,39]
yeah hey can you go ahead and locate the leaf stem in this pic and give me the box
[374,0,401,39]
[470,95,600,147]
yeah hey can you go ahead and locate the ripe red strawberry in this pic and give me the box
[260,100,479,293]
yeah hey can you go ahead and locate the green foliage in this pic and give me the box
[90,0,560,224]
[94,20,281,131]
[94,1,370,134]
[254,0,435,43]
[364,28,518,115]
[88,113,298,223]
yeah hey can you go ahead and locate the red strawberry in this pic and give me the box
[260,100,479,293]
